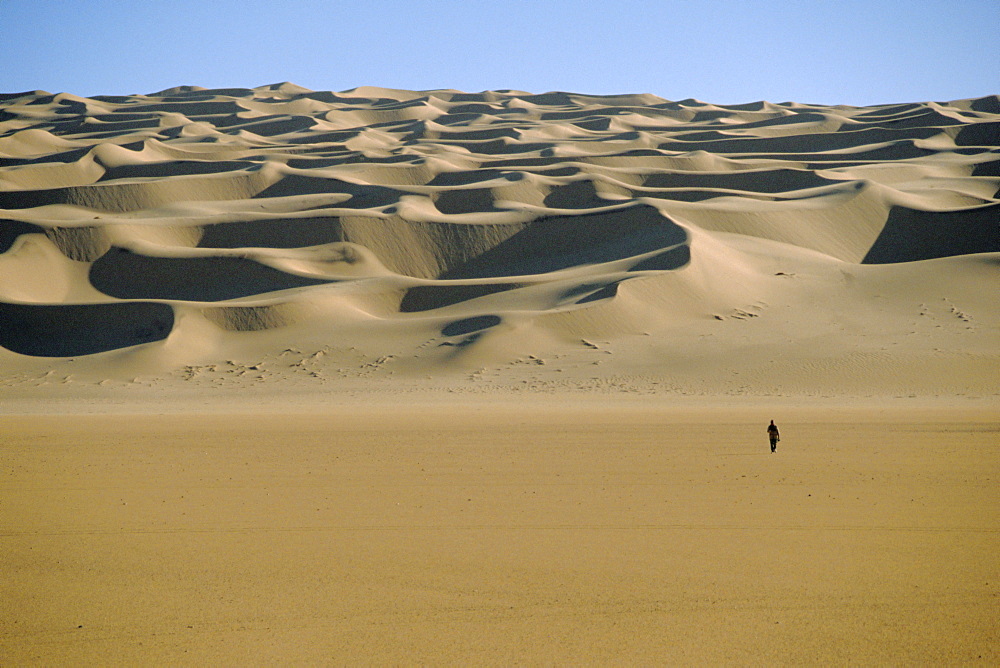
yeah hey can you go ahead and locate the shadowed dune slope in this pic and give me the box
[0,85,997,369]
[89,247,338,302]
[0,301,173,357]
[863,203,1000,263]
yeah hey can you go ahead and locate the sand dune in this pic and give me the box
[2,84,998,664]
[0,84,998,400]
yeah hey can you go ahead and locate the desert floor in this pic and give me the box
[2,401,997,665]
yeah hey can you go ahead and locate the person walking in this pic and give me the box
[767,420,780,452]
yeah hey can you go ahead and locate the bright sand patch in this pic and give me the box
[2,405,997,664]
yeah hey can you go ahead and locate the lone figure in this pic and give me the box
[767,420,780,452]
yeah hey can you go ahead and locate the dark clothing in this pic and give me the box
[767,422,780,452]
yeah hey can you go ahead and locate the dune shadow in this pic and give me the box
[955,122,1000,147]
[433,112,489,127]
[441,314,502,337]
[643,168,837,193]
[253,175,403,208]
[214,114,317,137]
[0,220,44,253]
[971,160,1000,177]
[90,247,336,301]
[436,127,522,142]
[562,280,625,304]
[852,103,925,119]
[426,169,508,187]
[657,127,941,155]
[970,96,1000,114]
[398,206,689,312]
[0,301,174,357]
[117,100,246,116]
[438,205,687,280]
[99,160,258,182]
[0,187,72,210]
[481,155,579,170]
[442,139,555,156]
[85,116,162,134]
[283,131,362,146]
[0,146,91,169]
[543,180,610,209]
[863,203,1000,263]
[844,109,967,131]
[198,217,344,248]
[638,189,755,203]
[400,282,522,313]
[434,188,500,214]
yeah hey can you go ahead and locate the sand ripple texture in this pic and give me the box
[0,84,998,388]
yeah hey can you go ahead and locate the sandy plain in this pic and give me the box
[2,403,997,665]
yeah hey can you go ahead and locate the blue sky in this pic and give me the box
[2,0,997,105]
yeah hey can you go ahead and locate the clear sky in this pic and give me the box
[2,0,997,105]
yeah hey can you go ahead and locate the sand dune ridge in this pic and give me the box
[0,84,997,397]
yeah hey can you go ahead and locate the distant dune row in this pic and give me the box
[0,83,997,393]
